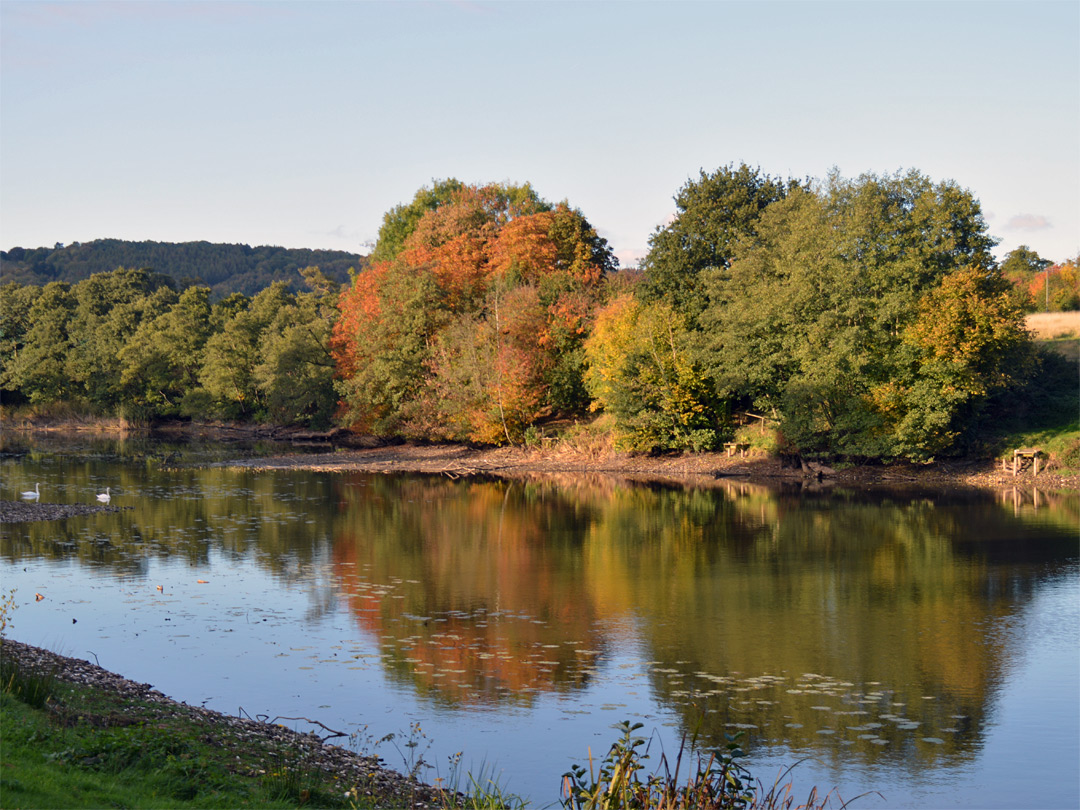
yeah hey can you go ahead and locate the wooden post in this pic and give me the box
[1013,453,1018,476]
[1033,454,1040,476]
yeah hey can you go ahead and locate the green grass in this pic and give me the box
[0,669,360,809]
[978,344,1080,472]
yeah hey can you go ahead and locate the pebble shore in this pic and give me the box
[0,500,128,523]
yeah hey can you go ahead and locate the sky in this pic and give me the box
[1,0,1077,268]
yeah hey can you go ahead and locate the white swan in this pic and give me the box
[97,487,111,503]
[21,483,40,500]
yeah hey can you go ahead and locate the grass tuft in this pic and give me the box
[1,657,60,709]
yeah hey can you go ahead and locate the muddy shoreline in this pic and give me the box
[5,418,1076,493]
[221,442,1079,492]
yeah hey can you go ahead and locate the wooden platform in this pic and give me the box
[1001,448,1044,476]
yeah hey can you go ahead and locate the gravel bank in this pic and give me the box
[0,500,130,524]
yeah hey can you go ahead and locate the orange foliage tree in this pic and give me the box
[1026,258,1080,312]
[331,182,617,441]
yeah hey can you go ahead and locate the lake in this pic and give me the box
[2,435,1077,808]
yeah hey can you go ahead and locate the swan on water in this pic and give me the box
[97,487,111,503]
[21,483,40,500]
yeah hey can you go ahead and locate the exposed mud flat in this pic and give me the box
[0,500,130,524]
[225,442,1079,493]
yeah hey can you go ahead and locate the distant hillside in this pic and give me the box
[0,239,367,298]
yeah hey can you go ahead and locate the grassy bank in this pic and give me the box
[0,651,411,809]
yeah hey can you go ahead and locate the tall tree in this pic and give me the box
[369,179,468,265]
[333,183,615,441]
[7,282,76,404]
[65,268,176,411]
[0,282,42,401]
[642,163,799,321]
[584,294,723,452]
[119,285,213,415]
[253,268,341,427]
[870,264,1035,458]
[198,282,292,419]
[700,170,1011,459]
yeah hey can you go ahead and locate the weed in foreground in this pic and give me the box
[434,751,528,809]
[1,658,60,709]
[561,720,873,810]
[262,748,325,805]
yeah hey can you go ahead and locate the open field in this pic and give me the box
[1026,311,1080,339]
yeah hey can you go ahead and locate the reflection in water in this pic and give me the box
[2,436,1077,805]
[317,471,1076,773]
[331,475,608,707]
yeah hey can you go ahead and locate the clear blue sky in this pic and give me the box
[2,0,1077,266]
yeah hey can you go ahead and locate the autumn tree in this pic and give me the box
[997,244,1049,311]
[368,179,468,265]
[1027,257,1080,312]
[333,182,616,442]
[869,264,1035,458]
[584,294,724,452]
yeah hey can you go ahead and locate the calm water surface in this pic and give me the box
[2,436,1077,808]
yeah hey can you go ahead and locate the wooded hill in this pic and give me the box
[0,239,366,298]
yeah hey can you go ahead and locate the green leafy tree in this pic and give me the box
[642,163,798,321]
[6,282,76,404]
[65,268,177,411]
[0,282,43,401]
[118,285,213,415]
[253,268,340,427]
[701,170,1005,459]
[198,282,292,419]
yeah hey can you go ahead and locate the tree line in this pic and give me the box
[0,239,365,299]
[2,165,1075,459]
[1,266,341,427]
